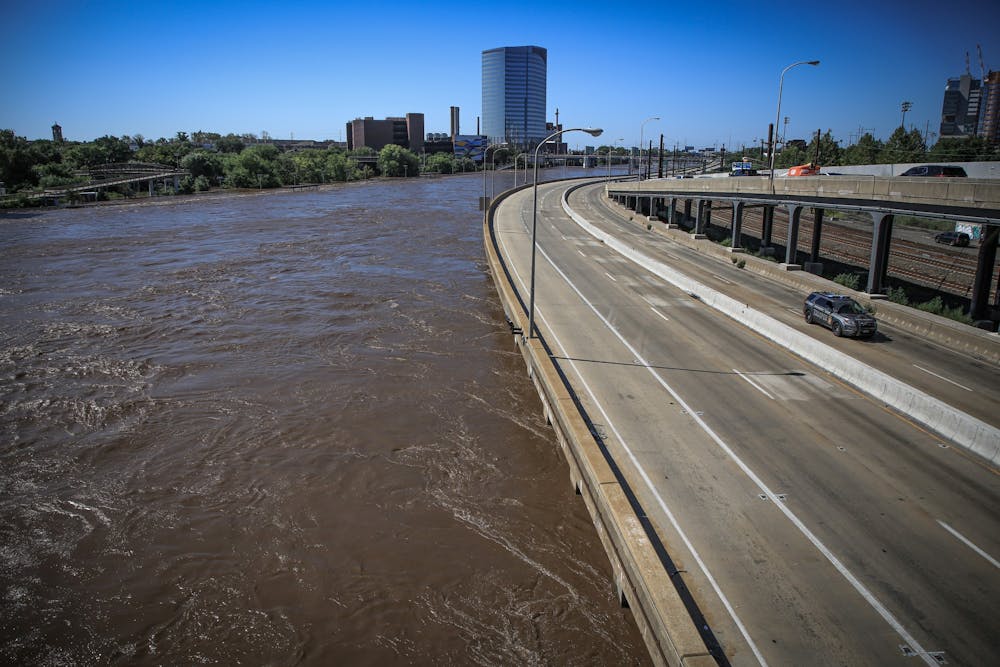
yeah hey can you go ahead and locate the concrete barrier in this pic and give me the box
[562,186,1000,467]
[483,187,718,667]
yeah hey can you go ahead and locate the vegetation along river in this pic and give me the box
[0,168,650,665]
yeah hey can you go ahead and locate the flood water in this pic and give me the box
[0,169,650,665]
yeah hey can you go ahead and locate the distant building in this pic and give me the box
[940,73,983,138]
[481,45,547,147]
[424,132,453,155]
[52,122,63,143]
[450,106,460,141]
[346,114,424,153]
[980,71,1000,144]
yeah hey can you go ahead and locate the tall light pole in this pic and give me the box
[482,142,507,208]
[528,126,603,339]
[637,116,660,185]
[900,101,913,129]
[770,60,819,182]
[606,138,623,187]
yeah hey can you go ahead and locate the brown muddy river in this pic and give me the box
[0,170,649,665]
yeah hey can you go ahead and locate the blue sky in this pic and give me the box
[3,0,999,150]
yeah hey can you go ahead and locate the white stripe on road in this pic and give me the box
[734,370,776,400]
[938,520,1000,569]
[913,364,973,392]
[650,307,670,323]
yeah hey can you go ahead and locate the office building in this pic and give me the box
[346,114,424,153]
[940,73,982,138]
[980,71,1000,144]
[481,45,547,147]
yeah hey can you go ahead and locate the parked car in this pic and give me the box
[934,231,971,247]
[803,292,877,338]
[900,165,967,177]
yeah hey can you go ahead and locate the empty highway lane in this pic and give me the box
[490,179,999,666]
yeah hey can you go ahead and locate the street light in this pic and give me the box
[606,138,623,186]
[637,116,660,186]
[770,59,820,183]
[527,126,603,339]
[482,142,508,209]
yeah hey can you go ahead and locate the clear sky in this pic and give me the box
[3,0,999,151]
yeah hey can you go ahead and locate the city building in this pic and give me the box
[345,114,424,153]
[980,71,1000,144]
[940,73,983,137]
[51,122,63,143]
[481,45,547,147]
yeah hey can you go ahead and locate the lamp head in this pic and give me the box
[584,128,604,137]
[807,60,820,66]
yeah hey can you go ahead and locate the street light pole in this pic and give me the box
[528,126,603,339]
[770,60,819,183]
[605,138,623,187]
[637,116,660,187]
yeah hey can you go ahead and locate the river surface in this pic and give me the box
[0,168,650,665]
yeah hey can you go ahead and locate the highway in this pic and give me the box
[491,178,999,666]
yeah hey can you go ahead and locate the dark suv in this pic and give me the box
[934,231,971,247]
[803,292,877,338]
[900,165,967,177]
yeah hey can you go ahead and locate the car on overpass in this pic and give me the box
[803,292,877,338]
[900,164,967,177]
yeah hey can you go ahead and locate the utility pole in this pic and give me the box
[658,133,664,178]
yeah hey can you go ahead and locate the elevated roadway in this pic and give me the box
[485,177,999,666]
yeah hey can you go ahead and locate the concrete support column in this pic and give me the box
[784,204,803,265]
[810,208,824,262]
[704,201,713,231]
[148,179,154,196]
[667,197,676,225]
[866,212,894,294]
[732,201,745,249]
[683,199,692,228]
[970,225,999,322]
[173,175,180,193]
[761,206,774,248]
[695,199,706,234]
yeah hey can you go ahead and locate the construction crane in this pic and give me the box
[977,44,987,78]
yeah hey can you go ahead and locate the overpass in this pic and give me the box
[608,175,1000,324]
[20,162,190,202]
[484,177,999,666]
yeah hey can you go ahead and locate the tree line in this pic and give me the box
[0,129,481,203]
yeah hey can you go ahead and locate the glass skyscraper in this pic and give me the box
[481,45,547,146]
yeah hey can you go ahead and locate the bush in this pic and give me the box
[886,286,909,305]
[720,237,732,247]
[833,272,860,290]
[737,259,746,269]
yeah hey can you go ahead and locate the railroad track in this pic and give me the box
[698,205,992,298]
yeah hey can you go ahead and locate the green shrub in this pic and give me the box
[886,286,909,305]
[737,259,746,269]
[833,272,860,290]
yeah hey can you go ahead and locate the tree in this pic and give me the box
[424,152,455,174]
[882,127,926,164]
[223,144,282,188]
[377,144,419,177]
[807,130,843,166]
[843,133,882,165]
[181,150,224,182]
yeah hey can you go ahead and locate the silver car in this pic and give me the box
[803,292,877,338]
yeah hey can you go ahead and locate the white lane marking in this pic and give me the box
[514,242,769,666]
[713,274,733,284]
[734,370,776,400]
[578,249,587,258]
[513,217,941,666]
[913,365,973,392]
[605,272,617,282]
[651,307,670,323]
[496,210,766,665]
[938,521,1000,569]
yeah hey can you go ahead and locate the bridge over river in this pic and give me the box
[486,176,999,666]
